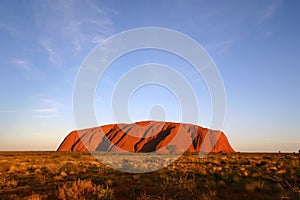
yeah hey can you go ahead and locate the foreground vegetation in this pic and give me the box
[0,152,299,200]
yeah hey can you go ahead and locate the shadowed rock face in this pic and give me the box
[57,121,235,153]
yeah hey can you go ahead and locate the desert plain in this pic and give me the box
[0,151,299,200]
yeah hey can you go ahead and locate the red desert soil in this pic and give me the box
[57,121,235,153]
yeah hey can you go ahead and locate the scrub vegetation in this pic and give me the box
[0,152,299,199]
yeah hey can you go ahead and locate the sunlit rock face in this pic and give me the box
[57,121,235,153]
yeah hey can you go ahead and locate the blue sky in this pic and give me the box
[0,0,299,151]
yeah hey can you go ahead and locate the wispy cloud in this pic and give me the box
[10,58,45,80]
[0,110,17,113]
[34,98,63,118]
[0,22,22,39]
[38,38,62,65]
[32,0,115,66]
[35,108,57,113]
[257,2,280,24]
[11,59,30,71]
[254,1,282,37]
[204,39,234,56]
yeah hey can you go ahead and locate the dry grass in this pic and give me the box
[25,193,45,200]
[201,190,217,200]
[245,181,265,193]
[45,163,60,175]
[0,177,18,189]
[57,179,113,200]
[136,192,167,200]
[0,152,299,200]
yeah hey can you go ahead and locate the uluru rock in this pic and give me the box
[57,121,235,153]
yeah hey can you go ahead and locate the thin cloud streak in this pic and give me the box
[257,1,280,24]
[34,98,63,118]
[10,59,31,71]
[10,58,45,81]
[0,110,18,113]
[32,0,115,67]
[35,108,57,113]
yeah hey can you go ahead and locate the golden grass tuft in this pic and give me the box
[25,193,46,200]
[57,179,113,200]
[201,190,217,200]
[0,177,18,189]
[245,181,265,193]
